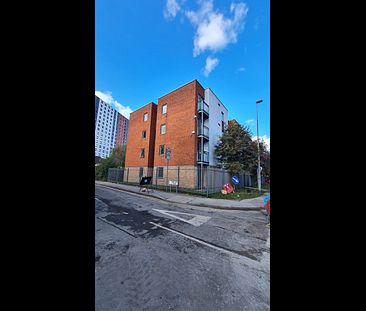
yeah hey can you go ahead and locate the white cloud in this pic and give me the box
[252,135,270,151]
[95,91,133,119]
[185,1,248,57]
[203,56,219,76]
[245,118,254,125]
[163,0,181,20]
[238,67,246,72]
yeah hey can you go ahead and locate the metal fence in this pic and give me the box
[105,166,258,197]
[107,168,124,183]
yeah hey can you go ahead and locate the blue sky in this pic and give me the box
[96,0,270,148]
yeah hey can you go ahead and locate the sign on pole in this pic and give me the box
[166,148,171,160]
[232,175,239,185]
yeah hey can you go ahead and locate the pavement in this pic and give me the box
[95,184,270,310]
[95,181,269,211]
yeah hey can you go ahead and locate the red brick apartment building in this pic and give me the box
[115,114,129,146]
[125,79,229,189]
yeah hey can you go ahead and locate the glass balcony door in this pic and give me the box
[197,150,209,163]
[198,125,209,137]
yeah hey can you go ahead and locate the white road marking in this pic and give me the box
[96,217,137,238]
[149,222,258,264]
[152,209,211,227]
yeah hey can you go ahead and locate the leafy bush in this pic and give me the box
[95,145,126,181]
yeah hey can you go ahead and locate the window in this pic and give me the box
[218,103,220,106]
[198,94,203,104]
[143,113,148,122]
[159,145,165,156]
[162,104,167,114]
[160,124,166,135]
[222,121,225,133]
[221,111,224,121]
[142,130,146,139]
[140,148,145,158]
[157,167,164,179]
[139,167,144,179]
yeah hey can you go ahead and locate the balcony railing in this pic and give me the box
[198,100,209,115]
[197,151,209,163]
[197,125,209,138]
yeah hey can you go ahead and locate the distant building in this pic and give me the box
[124,79,229,188]
[115,113,129,146]
[228,119,239,127]
[95,94,129,158]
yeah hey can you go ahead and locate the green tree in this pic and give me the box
[110,144,126,168]
[215,122,257,175]
[95,144,127,180]
[95,156,115,181]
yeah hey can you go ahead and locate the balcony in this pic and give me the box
[197,125,209,140]
[197,151,209,164]
[198,100,209,116]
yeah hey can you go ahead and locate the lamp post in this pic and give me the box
[256,99,263,192]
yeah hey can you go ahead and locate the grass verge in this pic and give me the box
[209,188,264,200]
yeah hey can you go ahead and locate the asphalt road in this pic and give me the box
[95,184,270,311]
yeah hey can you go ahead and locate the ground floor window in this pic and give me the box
[139,167,144,178]
[157,167,164,179]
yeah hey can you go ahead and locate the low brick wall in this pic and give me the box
[123,167,154,183]
[152,165,197,189]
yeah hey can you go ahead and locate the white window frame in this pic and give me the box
[162,104,167,115]
[160,124,166,135]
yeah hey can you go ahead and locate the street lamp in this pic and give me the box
[256,99,263,192]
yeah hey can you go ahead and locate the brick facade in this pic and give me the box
[153,80,205,167]
[151,165,197,189]
[115,114,129,146]
[125,102,157,170]
[228,119,239,128]
[124,80,221,189]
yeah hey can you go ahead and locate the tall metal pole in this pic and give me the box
[166,147,169,192]
[167,157,169,192]
[201,111,203,192]
[256,100,262,192]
